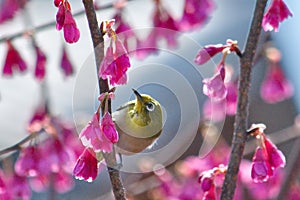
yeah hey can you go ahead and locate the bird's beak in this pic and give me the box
[132,88,144,103]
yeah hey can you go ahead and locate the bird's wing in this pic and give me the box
[115,100,135,111]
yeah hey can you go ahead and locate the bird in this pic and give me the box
[113,89,163,155]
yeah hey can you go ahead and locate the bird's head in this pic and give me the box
[131,89,162,127]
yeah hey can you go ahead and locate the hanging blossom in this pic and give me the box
[262,0,292,32]
[75,92,118,182]
[2,40,27,76]
[113,5,136,51]
[203,64,227,101]
[203,66,238,122]
[195,39,241,65]
[15,104,82,194]
[80,92,118,153]
[198,164,227,200]
[260,47,293,103]
[0,0,28,24]
[6,174,31,200]
[55,0,80,43]
[135,0,179,60]
[99,20,131,86]
[179,0,214,31]
[60,46,74,77]
[247,123,286,183]
[73,148,99,182]
[34,46,47,81]
[152,0,179,47]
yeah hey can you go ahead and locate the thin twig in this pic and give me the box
[0,0,135,43]
[82,0,126,199]
[0,131,40,156]
[220,0,268,199]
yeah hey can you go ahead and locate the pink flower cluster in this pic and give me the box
[60,46,75,77]
[198,165,227,200]
[34,46,47,81]
[2,40,74,79]
[55,0,80,43]
[262,0,292,32]
[0,105,83,199]
[2,40,27,76]
[0,0,28,24]
[113,0,214,59]
[99,20,131,86]
[153,137,289,200]
[73,93,119,182]
[260,47,293,103]
[196,40,240,122]
[248,124,286,183]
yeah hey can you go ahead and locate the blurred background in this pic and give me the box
[0,0,299,199]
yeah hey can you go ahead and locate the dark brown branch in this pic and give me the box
[0,131,40,156]
[220,0,268,199]
[82,1,126,199]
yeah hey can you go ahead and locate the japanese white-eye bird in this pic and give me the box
[113,89,163,155]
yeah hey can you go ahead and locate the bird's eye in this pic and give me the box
[146,102,155,112]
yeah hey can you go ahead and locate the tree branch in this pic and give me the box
[220,0,268,199]
[0,131,40,156]
[82,0,126,199]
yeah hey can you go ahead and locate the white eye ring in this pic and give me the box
[146,102,155,112]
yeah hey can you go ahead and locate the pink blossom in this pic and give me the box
[134,33,158,60]
[113,12,136,50]
[203,183,216,200]
[63,10,80,43]
[56,4,65,30]
[203,66,227,101]
[27,104,48,133]
[152,2,179,47]
[99,39,131,86]
[55,1,80,43]
[263,137,286,169]
[203,98,226,122]
[262,0,292,32]
[260,65,293,103]
[251,147,273,183]
[0,171,10,199]
[15,146,51,177]
[54,0,62,7]
[41,137,71,173]
[79,112,113,153]
[60,46,74,77]
[73,148,98,182]
[29,175,49,192]
[53,171,74,193]
[2,41,27,76]
[179,0,214,31]
[198,172,213,192]
[225,81,238,115]
[34,46,47,81]
[0,0,28,24]
[101,112,119,143]
[7,174,31,200]
[195,44,225,65]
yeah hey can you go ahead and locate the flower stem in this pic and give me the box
[220,0,268,199]
[82,0,126,199]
